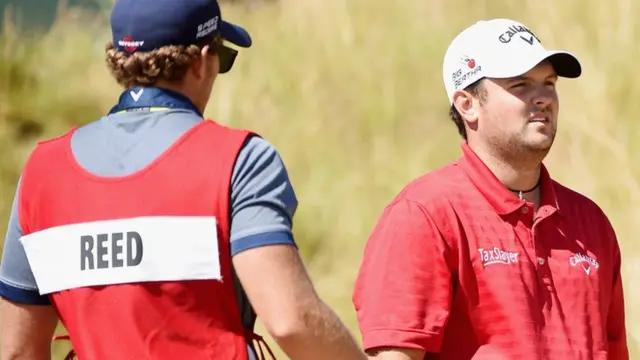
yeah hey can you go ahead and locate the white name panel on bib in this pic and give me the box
[20,216,221,295]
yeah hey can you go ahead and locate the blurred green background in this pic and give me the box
[1,0,638,358]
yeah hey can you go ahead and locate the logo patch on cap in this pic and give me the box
[461,55,476,69]
[451,55,482,90]
[196,16,219,39]
[119,36,145,53]
[497,24,541,45]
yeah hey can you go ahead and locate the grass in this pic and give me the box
[1,0,638,358]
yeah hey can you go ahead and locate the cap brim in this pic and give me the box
[545,51,582,78]
[486,50,582,80]
[221,21,252,48]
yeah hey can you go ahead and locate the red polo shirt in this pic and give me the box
[352,143,628,360]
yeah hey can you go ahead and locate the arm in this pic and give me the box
[234,245,366,360]
[606,239,628,360]
[229,137,366,360]
[0,178,59,360]
[352,198,455,359]
[1,300,59,360]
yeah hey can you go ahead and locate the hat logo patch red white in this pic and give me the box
[119,36,145,53]
[461,55,476,69]
[451,55,482,90]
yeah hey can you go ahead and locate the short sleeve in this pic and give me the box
[352,198,455,353]
[606,235,629,359]
[0,177,51,305]
[228,136,298,256]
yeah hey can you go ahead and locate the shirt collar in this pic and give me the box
[456,142,560,216]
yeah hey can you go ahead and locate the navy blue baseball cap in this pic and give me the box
[110,0,252,55]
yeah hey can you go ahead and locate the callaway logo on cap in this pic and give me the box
[110,0,252,55]
[442,18,582,104]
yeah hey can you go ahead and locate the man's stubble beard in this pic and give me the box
[485,112,556,168]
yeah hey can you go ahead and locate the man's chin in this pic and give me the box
[524,138,554,154]
[526,129,556,147]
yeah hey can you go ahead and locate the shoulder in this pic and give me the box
[228,136,298,254]
[553,181,612,225]
[232,136,290,182]
[389,162,467,216]
[35,127,77,146]
[237,135,277,157]
[22,123,89,174]
[24,127,76,159]
[231,135,296,207]
[202,119,257,140]
[25,125,79,166]
[19,127,79,194]
[371,162,467,247]
[552,180,620,248]
[230,135,295,207]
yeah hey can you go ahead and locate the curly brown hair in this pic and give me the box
[104,41,217,87]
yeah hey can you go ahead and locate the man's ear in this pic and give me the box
[189,46,210,80]
[452,89,479,126]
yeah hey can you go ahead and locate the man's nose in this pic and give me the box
[533,86,555,108]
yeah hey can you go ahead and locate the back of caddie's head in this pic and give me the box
[106,0,252,89]
[110,0,252,55]
[442,18,582,104]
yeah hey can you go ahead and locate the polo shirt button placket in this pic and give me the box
[532,219,555,307]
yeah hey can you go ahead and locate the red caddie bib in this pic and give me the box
[19,120,255,360]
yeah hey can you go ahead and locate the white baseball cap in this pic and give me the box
[442,18,582,104]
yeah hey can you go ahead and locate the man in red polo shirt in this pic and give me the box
[0,1,367,359]
[352,18,629,360]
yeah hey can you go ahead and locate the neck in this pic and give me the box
[152,81,205,114]
[469,142,542,194]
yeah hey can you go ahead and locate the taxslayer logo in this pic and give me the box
[478,247,519,267]
[119,36,144,53]
[569,253,599,275]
